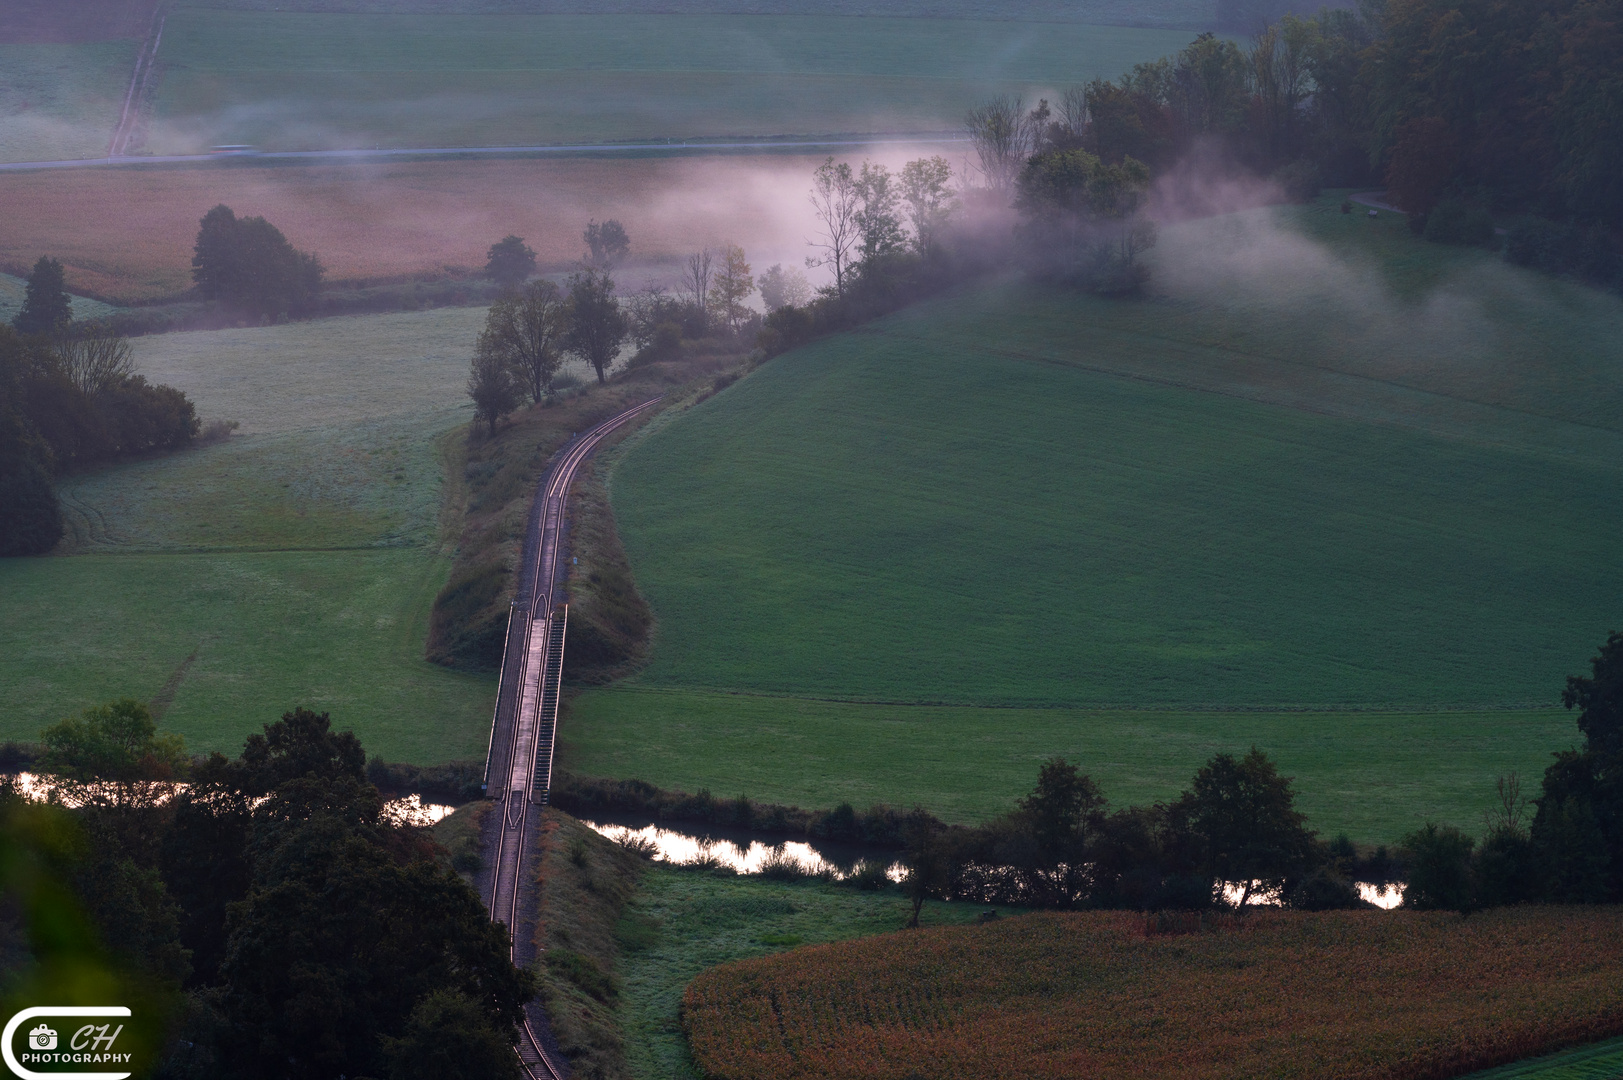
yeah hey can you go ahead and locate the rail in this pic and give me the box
[481,397,661,1079]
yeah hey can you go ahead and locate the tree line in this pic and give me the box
[0,704,531,1080]
[896,630,1623,918]
[962,0,1621,287]
[2,259,200,556]
[465,221,767,435]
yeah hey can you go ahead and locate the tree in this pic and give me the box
[13,256,72,336]
[900,157,957,256]
[478,280,567,405]
[1384,116,1461,214]
[682,249,714,333]
[853,161,906,264]
[484,235,536,289]
[707,243,754,334]
[191,205,323,319]
[381,990,523,1080]
[1531,630,1623,901]
[964,95,1031,191]
[216,806,532,1079]
[39,698,188,787]
[1401,823,1476,912]
[807,158,861,296]
[1166,747,1318,908]
[1015,147,1156,293]
[53,325,134,397]
[0,448,62,556]
[466,344,522,436]
[902,809,954,928]
[1011,757,1107,907]
[757,264,811,311]
[583,219,631,270]
[562,269,628,384]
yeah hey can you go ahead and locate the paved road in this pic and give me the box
[0,133,966,173]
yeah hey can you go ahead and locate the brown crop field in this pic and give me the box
[0,151,916,301]
[683,907,1623,1080]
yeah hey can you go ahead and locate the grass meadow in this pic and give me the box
[0,308,497,759]
[682,907,1623,1080]
[145,10,1198,153]
[0,40,136,162]
[563,692,1573,843]
[563,197,1623,839]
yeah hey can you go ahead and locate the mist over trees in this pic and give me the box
[192,204,324,319]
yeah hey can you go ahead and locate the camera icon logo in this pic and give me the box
[28,1023,57,1050]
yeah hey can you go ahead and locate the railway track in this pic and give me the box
[482,396,661,1080]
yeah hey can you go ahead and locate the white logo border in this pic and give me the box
[2,1008,132,1080]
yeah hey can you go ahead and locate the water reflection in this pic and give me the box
[583,819,905,881]
[586,818,1409,908]
[1358,882,1405,910]
[7,771,454,826]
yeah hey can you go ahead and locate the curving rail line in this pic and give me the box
[482,396,661,1080]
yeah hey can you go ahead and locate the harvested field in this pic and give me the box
[683,907,1623,1080]
[0,152,899,301]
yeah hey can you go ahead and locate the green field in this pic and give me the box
[1462,1037,1623,1080]
[0,308,499,759]
[0,40,135,163]
[562,198,1623,840]
[146,10,1201,152]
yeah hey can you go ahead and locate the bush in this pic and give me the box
[847,858,893,891]
[0,454,64,556]
[1275,160,1322,203]
[1505,220,1621,288]
[1423,199,1495,246]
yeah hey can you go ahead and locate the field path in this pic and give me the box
[478,397,662,1080]
[106,3,165,157]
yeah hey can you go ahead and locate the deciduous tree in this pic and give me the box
[484,234,536,289]
[563,269,628,383]
[478,280,567,405]
[900,157,958,256]
[583,219,631,270]
[191,204,323,319]
[807,158,861,296]
[467,342,522,436]
[708,243,754,333]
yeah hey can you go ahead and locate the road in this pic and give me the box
[480,396,662,1080]
[0,133,966,173]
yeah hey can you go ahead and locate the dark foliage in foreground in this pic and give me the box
[2,706,534,1079]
